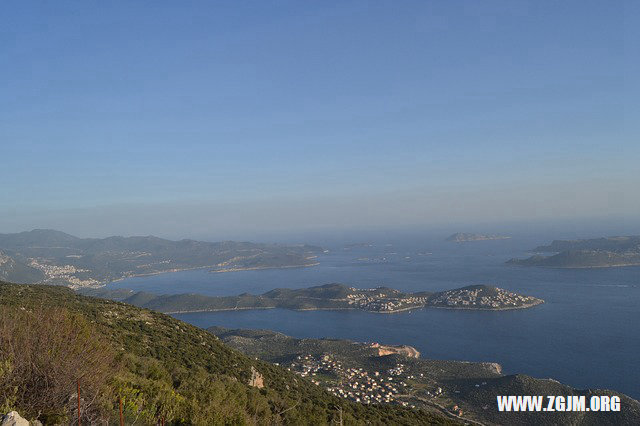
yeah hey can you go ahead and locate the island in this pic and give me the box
[82,283,543,314]
[209,326,640,426]
[446,233,511,242]
[507,235,640,268]
[0,229,323,288]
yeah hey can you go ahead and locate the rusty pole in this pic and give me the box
[77,379,81,426]
[119,396,124,426]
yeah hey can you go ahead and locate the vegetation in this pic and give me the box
[0,281,454,425]
[0,307,116,423]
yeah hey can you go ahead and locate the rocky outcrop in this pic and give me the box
[370,343,420,358]
[248,366,264,388]
[0,412,29,426]
[482,362,502,375]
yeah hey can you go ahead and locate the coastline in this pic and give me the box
[211,262,320,273]
[427,299,544,311]
[511,263,640,269]
[164,300,544,315]
[100,262,321,287]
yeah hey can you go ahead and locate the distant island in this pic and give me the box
[83,283,543,314]
[507,236,640,268]
[446,233,511,242]
[0,229,323,288]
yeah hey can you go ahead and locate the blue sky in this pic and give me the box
[1,1,637,239]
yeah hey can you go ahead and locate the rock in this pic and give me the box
[0,411,29,426]
[371,343,420,358]
[248,366,264,388]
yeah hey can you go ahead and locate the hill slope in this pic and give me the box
[0,281,453,425]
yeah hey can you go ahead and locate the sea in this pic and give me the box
[108,230,640,399]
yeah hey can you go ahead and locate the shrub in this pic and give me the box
[0,306,117,423]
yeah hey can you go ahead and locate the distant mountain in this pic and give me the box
[0,229,323,287]
[508,236,640,268]
[83,283,543,314]
[0,229,79,248]
[446,233,510,242]
[210,326,640,426]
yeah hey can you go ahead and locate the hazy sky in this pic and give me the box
[1,1,638,239]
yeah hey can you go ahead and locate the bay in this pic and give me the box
[110,233,640,399]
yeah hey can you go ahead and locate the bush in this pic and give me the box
[0,306,117,423]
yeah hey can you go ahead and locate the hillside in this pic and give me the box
[507,236,640,268]
[0,281,453,425]
[83,283,543,314]
[0,229,323,287]
[210,327,640,426]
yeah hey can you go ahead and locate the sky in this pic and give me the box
[1,1,638,240]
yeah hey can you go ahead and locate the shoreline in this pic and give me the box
[211,262,320,273]
[511,263,640,269]
[427,299,544,311]
[101,262,321,287]
[165,300,544,315]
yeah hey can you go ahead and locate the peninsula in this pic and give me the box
[507,236,640,268]
[210,326,640,426]
[83,283,543,314]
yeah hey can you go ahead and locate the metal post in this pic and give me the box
[119,396,124,426]
[77,379,81,426]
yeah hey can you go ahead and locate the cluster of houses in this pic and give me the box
[286,352,483,419]
[345,292,428,312]
[28,259,100,288]
[429,287,539,308]
[286,354,415,406]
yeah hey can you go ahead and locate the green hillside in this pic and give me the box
[0,281,454,425]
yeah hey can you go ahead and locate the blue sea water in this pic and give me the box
[110,233,640,399]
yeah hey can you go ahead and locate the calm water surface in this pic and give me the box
[110,234,640,399]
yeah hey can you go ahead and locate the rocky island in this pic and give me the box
[446,233,511,242]
[507,236,640,268]
[83,283,543,314]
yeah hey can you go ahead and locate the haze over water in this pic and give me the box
[111,230,640,399]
